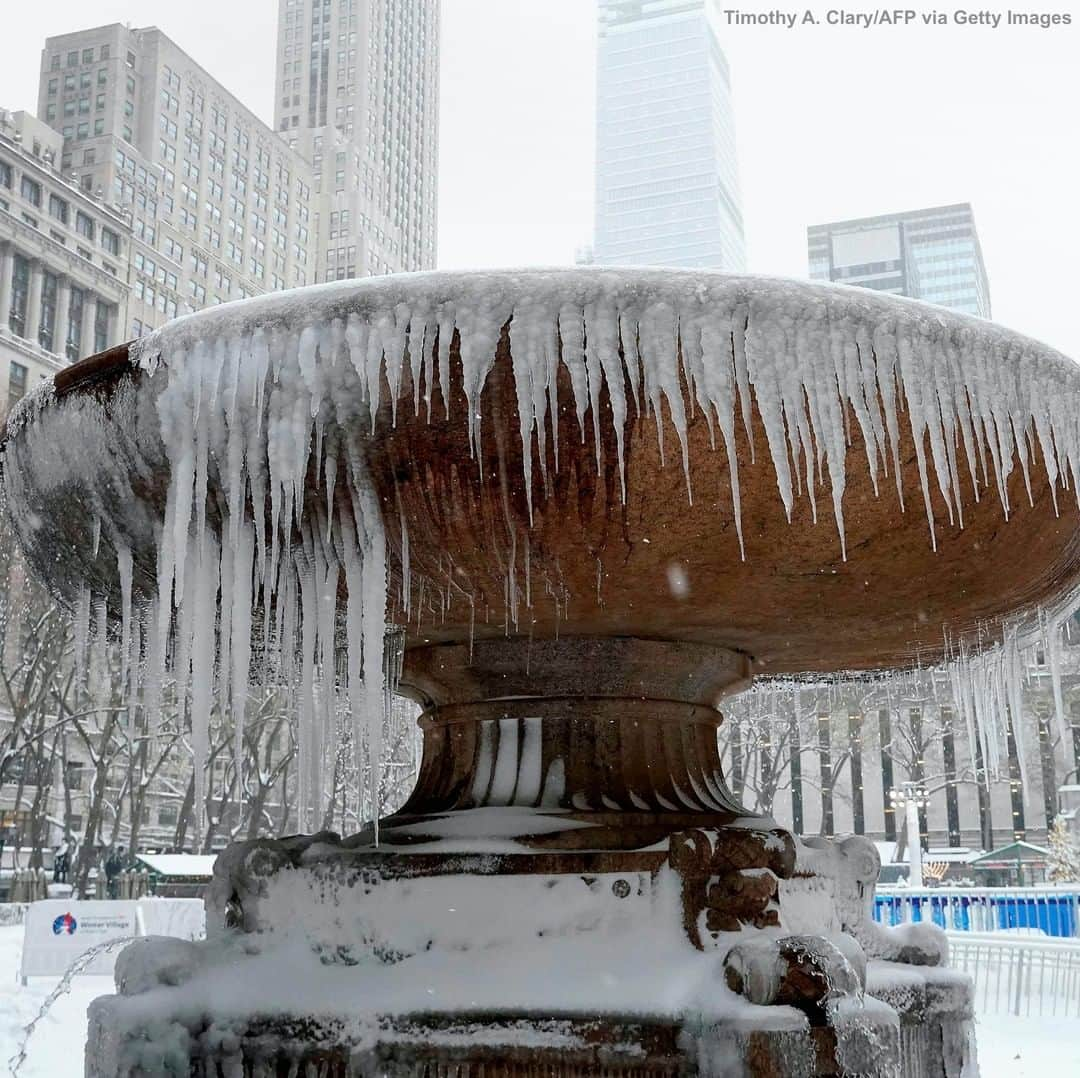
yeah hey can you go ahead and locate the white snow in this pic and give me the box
[0,916,1076,1077]
[976,1015,1080,1076]
[0,925,115,1078]
[134,855,216,878]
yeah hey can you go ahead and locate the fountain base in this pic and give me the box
[85,639,976,1075]
[85,819,976,1077]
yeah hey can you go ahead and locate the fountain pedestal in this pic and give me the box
[85,637,975,1076]
[401,637,750,818]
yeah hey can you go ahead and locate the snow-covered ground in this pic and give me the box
[0,924,1076,1076]
[0,926,104,1078]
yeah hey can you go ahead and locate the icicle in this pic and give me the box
[73,584,91,689]
[230,522,255,794]
[1045,614,1070,748]
[189,531,218,849]
[398,491,411,618]
[115,540,133,698]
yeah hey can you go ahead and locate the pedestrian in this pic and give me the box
[104,847,122,899]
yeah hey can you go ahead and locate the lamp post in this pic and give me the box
[890,782,929,888]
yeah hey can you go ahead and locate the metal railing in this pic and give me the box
[947,932,1080,1017]
[875,886,1080,938]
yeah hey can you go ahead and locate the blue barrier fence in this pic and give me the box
[874,887,1080,938]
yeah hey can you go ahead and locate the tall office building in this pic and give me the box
[38,25,317,341]
[592,0,745,270]
[808,204,992,318]
[274,0,440,280]
[0,109,130,411]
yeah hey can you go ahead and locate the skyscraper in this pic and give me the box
[808,204,992,318]
[274,0,440,280]
[592,0,745,270]
[37,25,317,341]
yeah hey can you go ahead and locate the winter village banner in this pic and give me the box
[19,898,205,982]
[20,900,137,981]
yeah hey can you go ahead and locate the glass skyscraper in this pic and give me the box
[807,204,991,318]
[592,0,745,270]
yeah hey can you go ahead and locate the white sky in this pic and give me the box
[1,1,1076,355]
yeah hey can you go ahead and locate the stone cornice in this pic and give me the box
[0,210,129,301]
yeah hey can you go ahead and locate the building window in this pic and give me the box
[157,803,178,827]
[94,300,109,352]
[0,162,11,189]
[67,287,84,361]
[20,176,41,207]
[75,211,95,240]
[48,193,68,224]
[100,45,110,60]
[8,255,29,337]
[63,761,85,790]
[101,227,120,255]
[38,271,58,353]
[82,48,94,64]
[8,361,28,406]
[66,51,78,68]
[50,54,60,71]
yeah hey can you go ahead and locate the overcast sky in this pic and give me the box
[2,1,1076,356]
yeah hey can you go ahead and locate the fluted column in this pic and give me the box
[400,637,752,819]
[104,304,117,349]
[80,291,97,360]
[25,260,43,345]
[55,276,71,360]
[0,245,13,330]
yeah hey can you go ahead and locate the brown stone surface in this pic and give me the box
[374,327,1080,675]
[398,637,749,818]
[12,320,1080,678]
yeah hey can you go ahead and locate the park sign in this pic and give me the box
[20,900,137,981]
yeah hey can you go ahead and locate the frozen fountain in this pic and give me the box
[6,267,1080,1075]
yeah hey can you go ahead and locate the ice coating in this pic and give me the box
[122,268,1080,557]
[5,267,1080,817]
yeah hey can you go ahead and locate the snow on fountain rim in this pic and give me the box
[126,264,1080,547]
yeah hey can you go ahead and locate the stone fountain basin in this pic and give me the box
[4,269,1080,678]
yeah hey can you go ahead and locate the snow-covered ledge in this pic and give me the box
[85,826,976,1076]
